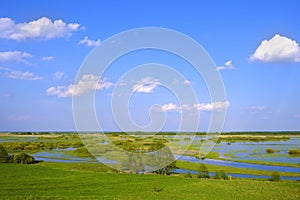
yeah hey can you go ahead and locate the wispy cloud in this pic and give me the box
[53,71,64,80]
[158,101,230,112]
[8,71,43,80]
[132,77,160,93]
[79,36,100,47]
[216,60,234,71]
[0,51,32,64]
[250,34,300,63]
[47,74,112,97]
[0,67,43,80]
[0,17,81,40]
[42,56,54,61]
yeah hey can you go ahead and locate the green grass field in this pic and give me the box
[0,163,299,200]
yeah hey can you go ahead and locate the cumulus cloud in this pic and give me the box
[158,101,229,112]
[8,70,43,80]
[0,17,81,40]
[216,60,234,71]
[0,51,32,63]
[132,77,160,93]
[79,36,100,47]
[250,34,300,63]
[54,71,64,80]
[42,56,54,61]
[47,74,112,97]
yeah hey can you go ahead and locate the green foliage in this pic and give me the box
[24,144,39,150]
[288,149,300,156]
[213,172,220,179]
[184,171,192,178]
[152,182,163,193]
[197,164,210,179]
[220,170,229,180]
[13,153,35,164]
[0,145,9,163]
[266,148,275,154]
[269,172,281,182]
[213,171,228,180]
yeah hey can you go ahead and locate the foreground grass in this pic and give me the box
[0,163,299,200]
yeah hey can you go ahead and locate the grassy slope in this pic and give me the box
[0,163,299,200]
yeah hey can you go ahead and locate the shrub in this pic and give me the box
[13,153,35,164]
[266,148,275,153]
[213,171,229,180]
[220,171,229,180]
[269,172,280,182]
[184,171,192,178]
[213,172,220,179]
[152,183,162,193]
[197,164,210,179]
[24,145,39,150]
[0,145,9,163]
[288,149,300,156]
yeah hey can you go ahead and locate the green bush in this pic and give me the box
[184,171,192,178]
[13,153,35,164]
[288,149,300,156]
[213,171,229,180]
[269,172,280,182]
[220,171,229,180]
[197,164,210,179]
[266,148,275,154]
[24,145,39,150]
[0,145,9,163]
[213,172,220,179]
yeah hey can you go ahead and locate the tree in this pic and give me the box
[13,153,35,164]
[220,170,229,180]
[0,144,9,163]
[184,171,192,178]
[213,172,220,179]
[197,164,210,178]
[269,172,280,182]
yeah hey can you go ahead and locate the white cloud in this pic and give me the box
[47,74,112,97]
[0,17,81,40]
[193,101,230,111]
[183,80,191,85]
[0,51,32,63]
[79,36,100,47]
[132,77,160,93]
[42,56,54,61]
[250,105,266,114]
[250,34,300,63]
[216,60,234,71]
[158,101,230,112]
[161,103,178,112]
[8,70,43,80]
[54,71,64,80]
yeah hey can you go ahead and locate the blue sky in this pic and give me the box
[0,0,300,132]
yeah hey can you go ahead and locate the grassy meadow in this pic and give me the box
[0,163,299,200]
